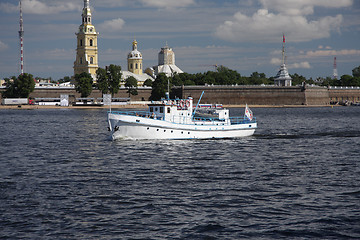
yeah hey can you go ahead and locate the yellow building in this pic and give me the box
[127,39,143,75]
[122,39,154,87]
[74,0,98,81]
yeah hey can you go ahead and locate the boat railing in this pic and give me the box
[110,110,162,119]
[109,111,256,125]
[230,117,256,125]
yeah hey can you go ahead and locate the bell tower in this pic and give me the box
[127,39,143,75]
[74,0,99,81]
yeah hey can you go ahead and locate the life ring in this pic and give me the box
[179,100,185,108]
[185,100,190,108]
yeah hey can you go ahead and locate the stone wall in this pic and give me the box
[2,86,360,106]
[173,86,308,105]
[329,87,360,103]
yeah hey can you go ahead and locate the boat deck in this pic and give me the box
[108,110,256,125]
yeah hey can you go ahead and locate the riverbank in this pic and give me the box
[0,104,341,110]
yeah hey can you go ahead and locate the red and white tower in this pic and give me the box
[333,57,338,79]
[19,0,24,75]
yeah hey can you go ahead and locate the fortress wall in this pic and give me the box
[2,86,360,106]
[328,88,360,103]
[26,88,152,102]
[304,88,330,105]
[174,86,307,105]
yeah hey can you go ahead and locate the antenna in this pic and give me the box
[282,34,285,65]
[333,57,338,79]
[19,0,24,75]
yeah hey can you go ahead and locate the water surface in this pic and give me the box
[0,107,359,239]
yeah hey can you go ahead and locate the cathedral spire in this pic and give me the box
[82,0,92,25]
[84,0,90,9]
[132,39,138,51]
[74,0,98,81]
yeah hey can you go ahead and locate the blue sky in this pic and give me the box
[0,0,359,80]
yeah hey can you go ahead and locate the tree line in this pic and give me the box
[2,64,359,101]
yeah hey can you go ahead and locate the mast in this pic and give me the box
[282,34,285,65]
[19,0,24,75]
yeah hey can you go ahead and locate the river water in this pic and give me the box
[0,107,359,239]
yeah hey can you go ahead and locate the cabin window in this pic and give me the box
[155,107,158,112]
[167,107,170,113]
[160,107,164,113]
[150,107,153,112]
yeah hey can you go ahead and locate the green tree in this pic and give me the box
[96,67,109,94]
[3,73,35,98]
[143,79,153,87]
[96,64,122,96]
[150,73,169,101]
[352,65,360,78]
[74,72,93,98]
[340,74,360,86]
[290,73,307,86]
[125,76,138,98]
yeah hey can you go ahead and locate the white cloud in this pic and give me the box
[288,62,311,69]
[0,40,8,51]
[259,0,353,15]
[215,9,343,43]
[139,0,195,9]
[271,58,311,69]
[0,0,80,14]
[31,48,75,60]
[306,49,360,57]
[99,18,126,32]
[0,3,18,13]
[270,58,281,65]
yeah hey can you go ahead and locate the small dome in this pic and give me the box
[128,50,142,59]
[127,39,142,59]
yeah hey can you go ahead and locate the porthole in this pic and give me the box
[157,129,159,131]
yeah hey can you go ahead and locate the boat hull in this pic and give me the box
[108,112,256,140]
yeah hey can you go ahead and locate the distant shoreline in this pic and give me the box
[0,104,340,110]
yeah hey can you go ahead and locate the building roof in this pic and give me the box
[121,71,154,83]
[275,64,292,80]
[153,64,183,77]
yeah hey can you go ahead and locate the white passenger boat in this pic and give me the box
[107,96,257,140]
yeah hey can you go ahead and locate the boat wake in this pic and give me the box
[255,130,360,139]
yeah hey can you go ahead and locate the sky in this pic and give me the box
[0,0,359,81]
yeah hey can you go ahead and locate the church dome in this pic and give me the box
[128,39,142,59]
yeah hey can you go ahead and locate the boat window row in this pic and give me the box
[149,106,165,113]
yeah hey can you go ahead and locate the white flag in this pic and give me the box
[245,104,253,120]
